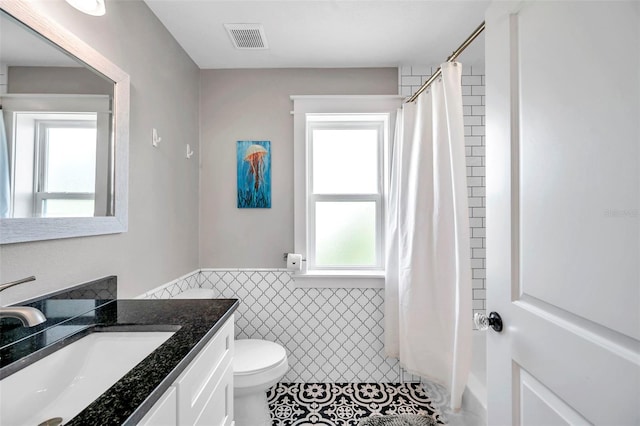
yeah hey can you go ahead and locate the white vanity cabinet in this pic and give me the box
[138,316,234,426]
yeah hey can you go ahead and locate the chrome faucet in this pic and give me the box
[0,307,47,327]
[0,276,36,292]
[0,276,47,327]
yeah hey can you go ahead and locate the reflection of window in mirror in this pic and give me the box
[35,118,97,217]
[4,95,112,218]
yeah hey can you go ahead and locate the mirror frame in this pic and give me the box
[0,0,129,244]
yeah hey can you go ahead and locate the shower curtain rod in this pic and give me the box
[405,21,485,103]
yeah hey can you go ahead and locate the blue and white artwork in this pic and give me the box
[237,141,271,208]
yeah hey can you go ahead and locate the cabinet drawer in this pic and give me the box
[175,315,234,426]
[138,386,177,426]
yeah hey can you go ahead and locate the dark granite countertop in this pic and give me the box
[1,297,239,425]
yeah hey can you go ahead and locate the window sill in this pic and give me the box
[292,270,384,289]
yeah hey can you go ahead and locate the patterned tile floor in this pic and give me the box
[267,383,445,426]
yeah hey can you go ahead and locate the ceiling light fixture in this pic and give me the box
[65,0,106,16]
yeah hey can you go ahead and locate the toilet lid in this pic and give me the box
[234,339,287,376]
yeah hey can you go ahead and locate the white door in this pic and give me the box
[485,1,640,425]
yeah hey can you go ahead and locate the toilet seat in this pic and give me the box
[233,339,288,393]
[234,339,286,375]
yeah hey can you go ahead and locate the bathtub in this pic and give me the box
[462,331,487,422]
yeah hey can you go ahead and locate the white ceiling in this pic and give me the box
[144,0,489,69]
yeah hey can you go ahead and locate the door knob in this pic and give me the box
[474,311,503,332]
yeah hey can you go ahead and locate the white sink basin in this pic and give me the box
[0,331,174,426]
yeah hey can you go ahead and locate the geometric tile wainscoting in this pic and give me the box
[139,268,406,383]
[203,269,402,383]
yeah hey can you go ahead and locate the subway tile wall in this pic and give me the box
[399,65,487,324]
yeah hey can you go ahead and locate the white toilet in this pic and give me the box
[173,289,288,426]
[233,339,288,426]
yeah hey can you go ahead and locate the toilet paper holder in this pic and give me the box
[283,253,306,262]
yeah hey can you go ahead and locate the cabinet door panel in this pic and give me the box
[194,362,233,426]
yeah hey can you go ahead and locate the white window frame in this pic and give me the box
[292,95,403,288]
[1,92,123,243]
[34,119,97,217]
[306,118,386,271]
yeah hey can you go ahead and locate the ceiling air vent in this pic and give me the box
[224,24,269,50]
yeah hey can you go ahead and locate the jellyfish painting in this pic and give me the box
[236,141,271,208]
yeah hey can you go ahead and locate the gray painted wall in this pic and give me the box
[8,66,114,95]
[0,0,200,303]
[199,68,398,268]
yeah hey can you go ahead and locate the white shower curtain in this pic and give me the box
[385,62,471,411]
[0,109,10,218]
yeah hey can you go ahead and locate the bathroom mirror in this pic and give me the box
[0,1,129,244]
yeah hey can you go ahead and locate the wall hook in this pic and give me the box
[152,128,162,147]
[186,144,194,159]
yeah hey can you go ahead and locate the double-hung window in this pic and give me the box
[35,118,98,217]
[292,96,402,286]
[307,116,385,270]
